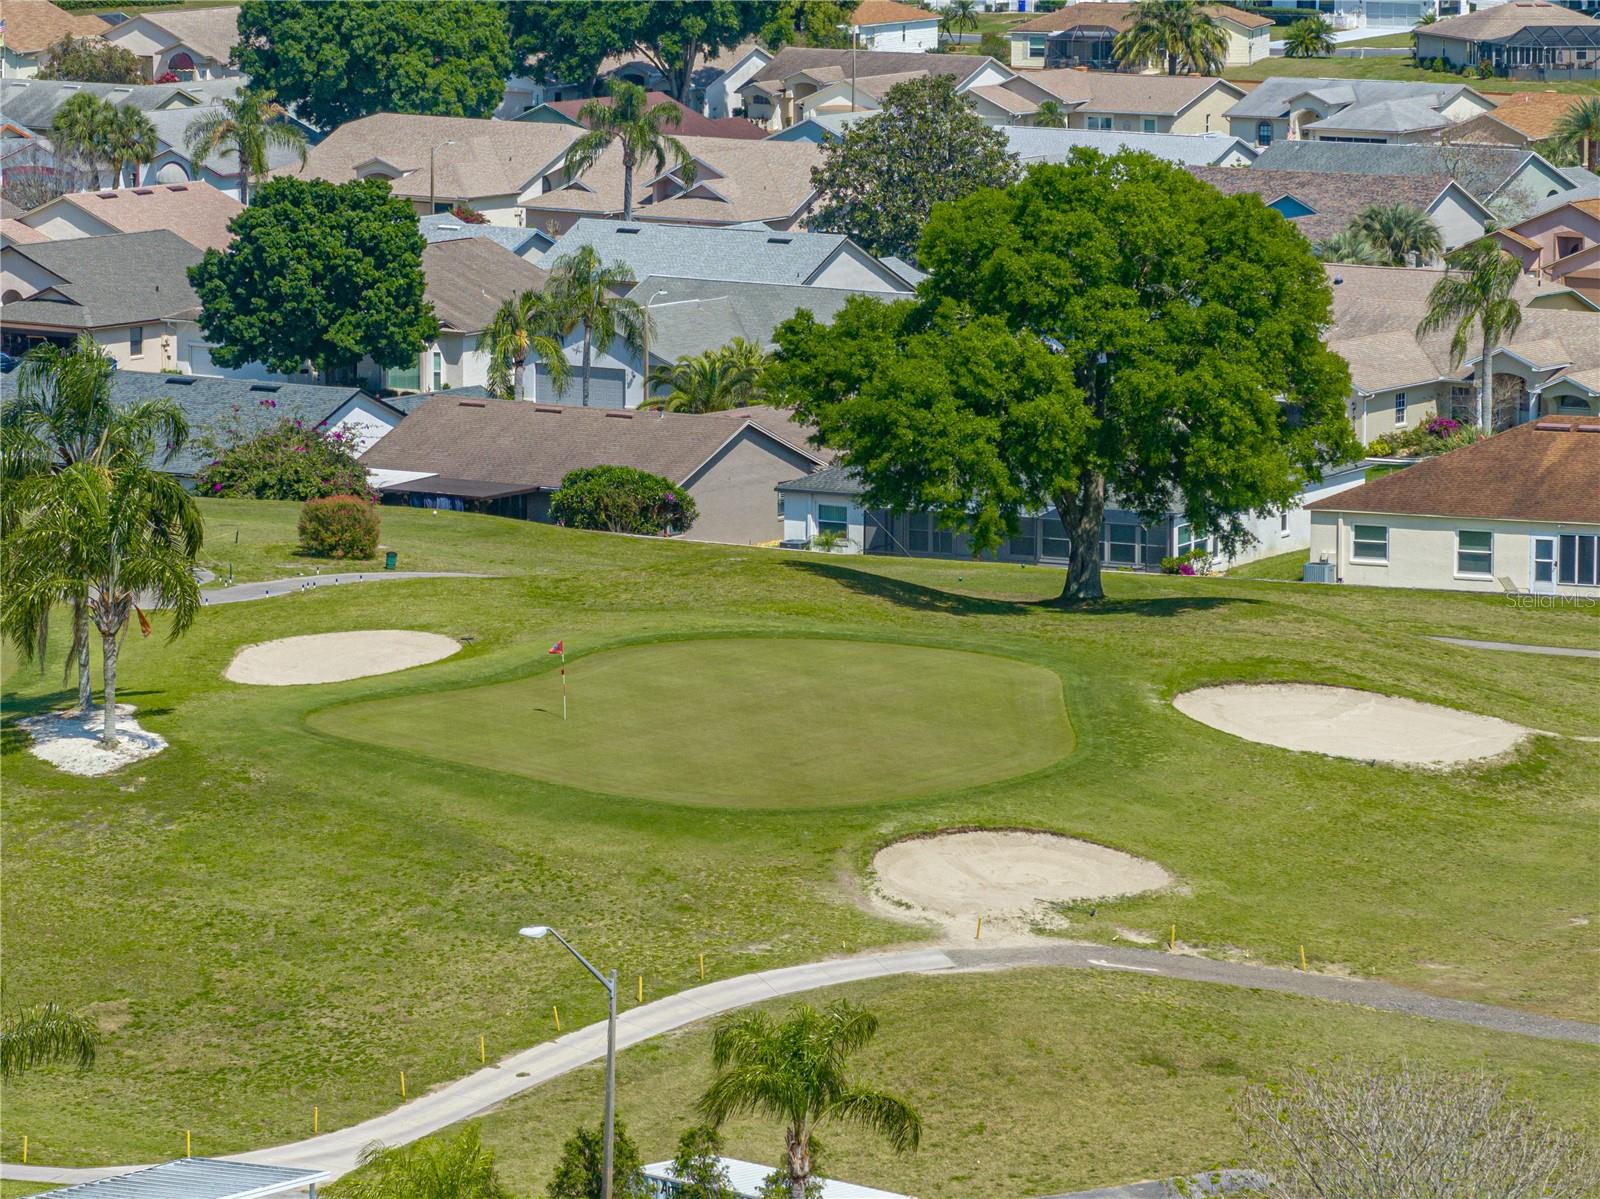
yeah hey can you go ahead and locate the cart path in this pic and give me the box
[199,571,494,605]
[1430,635,1600,659]
[5,943,1596,1185]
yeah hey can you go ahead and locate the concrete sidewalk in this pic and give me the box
[199,572,493,605]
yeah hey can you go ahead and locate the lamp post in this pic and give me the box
[428,140,458,214]
[835,24,859,112]
[521,925,617,1199]
[640,288,668,414]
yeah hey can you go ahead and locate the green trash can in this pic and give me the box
[384,551,397,571]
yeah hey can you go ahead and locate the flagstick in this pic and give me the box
[561,663,567,722]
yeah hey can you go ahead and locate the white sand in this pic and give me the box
[225,630,460,686]
[21,705,166,776]
[872,830,1172,939]
[1173,683,1528,766]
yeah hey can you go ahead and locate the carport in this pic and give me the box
[28,1159,329,1199]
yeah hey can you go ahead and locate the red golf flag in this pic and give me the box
[548,640,564,655]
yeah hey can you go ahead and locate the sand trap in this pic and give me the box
[872,830,1172,938]
[1173,683,1528,766]
[225,630,459,686]
[21,705,166,776]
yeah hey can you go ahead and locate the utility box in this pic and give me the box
[384,551,398,571]
[1303,560,1335,584]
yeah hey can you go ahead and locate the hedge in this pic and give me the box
[297,495,380,559]
[548,465,697,536]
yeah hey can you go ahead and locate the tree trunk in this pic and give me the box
[1167,52,1178,75]
[239,169,249,206]
[513,356,526,402]
[581,331,593,407]
[78,628,92,713]
[1479,327,1492,432]
[101,622,119,747]
[621,145,635,221]
[1054,473,1107,603]
[785,1127,812,1199]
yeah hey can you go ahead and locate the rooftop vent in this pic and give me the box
[458,399,487,408]
[533,405,563,413]
[1534,421,1569,430]
[168,184,188,191]
[604,410,633,419]
[616,226,642,234]
[133,187,154,195]
[163,376,197,385]
[248,383,282,393]
[766,237,793,244]
[1578,424,1600,433]
[97,191,118,199]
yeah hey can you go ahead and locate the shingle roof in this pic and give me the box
[530,91,768,139]
[1028,72,1243,116]
[1225,77,1485,134]
[2,230,201,329]
[1188,165,1461,242]
[1421,0,1599,43]
[776,462,865,495]
[1012,2,1272,34]
[418,213,551,257]
[422,238,549,333]
[0,77,242,132]
[1307,97,1450,134]
[25,1158,327,1199]
[970,84,1039,115]
[1305,417,1600,524]
[1247,140,1566,202]
[628,274,875,363]
[751,47,992,88]
[360,395,823,490]
[117,5,242,64]
[1,217,51,244]
[143,104,305,178]
[1478,90,1593,141]
[1004,125,1255,167]
[1,0,109,54]
[851,0,938,26]
[32,182,242,252]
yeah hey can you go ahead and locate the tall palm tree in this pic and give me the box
[0,1002,98,1081]
[108,105,158,187]
[1283,16,1335,59]
[698,1000,921,1199]
[184,90,308,205]
[563,80,694,223]
[545,245,650,408]
[939,0,980,47]
[1417,237,1524,433]
[1315,229,1387,266]
[1551,95,1600,172]
[327,1126,511,1199]
[1034,99,1068,129]
[1352,203,1444,266]
[51,91,114,189]
[485,289,571,402]
[1113,0,1229,76]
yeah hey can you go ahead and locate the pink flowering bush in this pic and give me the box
[196,405,372,500]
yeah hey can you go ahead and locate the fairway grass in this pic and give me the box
[309,638,1071,807]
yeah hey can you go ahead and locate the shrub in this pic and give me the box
[449,203,488,224]
[978,32,1009,60]
[1161,548,1212,575]
[298,495,379,559]
[196,406,372,501]
[1366,419,1484,460]
[549,465,698,535]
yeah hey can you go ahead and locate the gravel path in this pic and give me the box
[4,942,1593,1187]
[199,572,493,606]
[1431,635,1600,659]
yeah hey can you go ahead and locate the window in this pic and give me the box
[1085,115,1112,131]
[1175,521,1209,557]
[777,496,785,518]
[817,504,849,537]
[1394,391,1407,425]
[1558,533,1599,586]
[1008,518,1037,558]
[1028,34,1046,58]
[1556,235,1583,259]
[431,350,443,391]
[1456,529,1492,576]
[1351,524,1387,562]
[1141,117,1157,133]
[1450,386,1474,423]
[1557,395,1590,413]
[1257,120,1273,145]
[1103,522,1141,565]
[1280,511,1290,536]
[129,326,144,356]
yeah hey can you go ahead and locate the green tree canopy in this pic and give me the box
[0,1003,98,1081]
[546,1120,651,1199]
[37,34,143,83]
[327,1125,512,1199]
[237,0,513,128]
[808,73,1019,263]
[188,176,438,377]
[549,465,697,536]
[771,152,1358,601]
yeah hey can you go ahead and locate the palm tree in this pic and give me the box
[939,0,980,47]
[1315,230,1387,266]
[51,91,114,189]
[1551,95,1600,172]
[1113,0,1229,76]
[698,1000,921,1199]
[108,105,158,187]
[1035,99,1068,129]
[1417,237,1525,433]
[563,80,694,223]
[327,1126,511,1199]
[0,1002,98,1081]
[184,90,308,205]
[1352,203,1444,266]
[1283,16,1335,59]
[485,290,571,402]
[646,346,762,413]
[545,245,650,408]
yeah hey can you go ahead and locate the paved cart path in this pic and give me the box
[6,943,1596,1186]
[1431,635,1600,659]
[199,571,494,605]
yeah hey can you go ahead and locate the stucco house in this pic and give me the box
[15,181,242,252]
[418,212,555,261]
[1414,1,1600,78]
[1,1,110,79]
[514,90,766,140]
[1438,89,1595,149]
[1005,71,1247,134]
[701,44,774,119]
[1002,125,1258,167]
[1493,196,1600,300]
[846,0,942,52]
[1305,417,1600,595]
[1225,78,1497,146]
[100,5,242,80]
[737,48,1010,130]
[1006,3,1272,72]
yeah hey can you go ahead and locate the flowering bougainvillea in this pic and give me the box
[196,403,373,500]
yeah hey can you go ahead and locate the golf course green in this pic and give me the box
[308,638,1072,807]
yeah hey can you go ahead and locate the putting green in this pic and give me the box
[309,637,1072,807]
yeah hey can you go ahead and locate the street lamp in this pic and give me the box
[639,288,668,414]
[428,140,458,214]
[521,925,618,1199]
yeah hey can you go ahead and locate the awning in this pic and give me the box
[29,1159,330,1199]
[378,476,543,500]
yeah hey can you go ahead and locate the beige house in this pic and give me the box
[1414,1,1600,76]
[1306,418,1600,595]
[0,0,109,78]
[100,5,242,79]
[1438,89,1593,150]
[1008,71,1246,134]
[1493,197,1600,302]
[1006,3,1272,73]
[737,48,1008,129]
[16,181,242,252]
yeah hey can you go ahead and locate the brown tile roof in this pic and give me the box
[1422,0,1598,41]
[422,239,549,333]
[851,0,937,25]
[123,5,241,64]
[1482,90,1592,140]
[751,46,990,88]
[360,394,823,490]
[1013,2,1272,34]
[1,0,108,54]
[1305,418,1600,524]
[1188,165,1457,243]
[537,91,767,140]
[0,218,51,245]
[36,182,242,252]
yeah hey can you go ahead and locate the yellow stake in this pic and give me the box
[552,1005,562,1032]
[22,1136,27,1164]
[637,975,643,1004]
[479,1035,486,1064]
[1300,944,1308,971]
[314,1106,319,1134]
[186,1130,192,1157]
[1170,924,1177,950]
[699,953,706,981]
[399,1071,407,1100]
[975,915,983,940]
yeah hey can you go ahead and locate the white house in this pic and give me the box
[847,0,942,52]
[702,44,774,118]
[644,1157,911,1199]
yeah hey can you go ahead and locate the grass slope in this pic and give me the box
[2,499,1596,1166]
[1225,57,1600,93]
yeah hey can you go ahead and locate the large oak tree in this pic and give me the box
[771,151,1358,602]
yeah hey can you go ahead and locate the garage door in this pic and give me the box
[533,365,628,408]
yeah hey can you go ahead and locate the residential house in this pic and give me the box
[701,44,774,119]
[100,5,242,80]
[536,219,918,293]
[737,48,1010,129]
[1305,417,1600,594]
[522,135,824,234]
[419,212,554,261]
[1493,196,1600,300]
[1006,71,1247,134]
[1414,1,1600,79]
[1247,140,1592,220]
[15,181,242,252]
[1438,89,1592,148]
[1225,78,1497,146]
[360,395,828,545]
[847,1,942,52]
[1006,4,1273,73]
[277,113,582,226]
[1004,124,1258,167]
[0,1,110,79]
[1187,165,1496,251]
[763,112,874,143]
[498,41,768,120]
[1322,263,1600,443]
[644,1157,911,1199]
[140,101,311,196]
[514,90,767,139]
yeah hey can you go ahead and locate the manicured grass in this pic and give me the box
[1224,550,1306,581]
[310,638,1072,808]
[1226,57,1600,93]
[3,499,1596,1167]
[463,970,1600,1199]
[1,1185,51,1198]
[1337,32,1415,48]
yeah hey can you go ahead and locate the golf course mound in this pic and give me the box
[308,638,1072,807]
[226,630,461,686]
[872,830,1172,935]
[1173,683,1528,766]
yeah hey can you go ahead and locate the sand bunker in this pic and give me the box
[21,705,166,776]
[872,830,1172,937]
[225,630,459,686]
[1173,683,1528,766]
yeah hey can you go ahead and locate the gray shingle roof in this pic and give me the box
[1004,125,1256,167]
[628,275,878,363]
[1224,77,1482,122]
[26,1158,327,1199]
[0,77,241,132]
[777,462,864,495]
[1246,141,1577,203]
[145,105,308,177]
[419,213,552,258]
[1187,165,1462,243]
[2,230,202,329]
